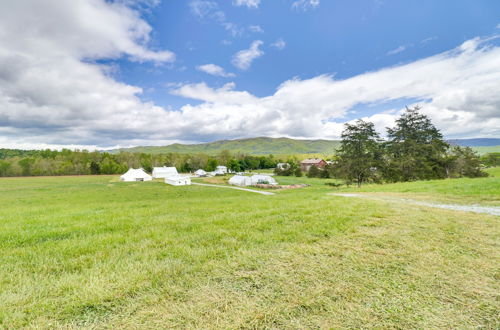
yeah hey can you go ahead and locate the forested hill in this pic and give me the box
[111,137,500,155]
[110,137,342,155]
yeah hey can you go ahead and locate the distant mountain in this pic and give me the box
[111,137,341,155]
[448,138,500,147]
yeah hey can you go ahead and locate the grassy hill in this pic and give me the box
[112,137,342,155]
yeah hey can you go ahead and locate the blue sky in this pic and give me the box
[125,0,500,108]
[0,0,499,149]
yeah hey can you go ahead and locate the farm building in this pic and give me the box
[120,168,152,182]
[276,163,290,170]
[165,175,191,186]
[300,158,327,172]
[250,175,278,185]
[228,175,252,186]
[194,169,207,177]
[152,166,178,178]
[214,165,228,175]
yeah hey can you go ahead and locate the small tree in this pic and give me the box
[448,146,487,178]
[205,158,218,171]
[336,119,381,187]
[307,165,320,178]
[89,161,101,175]
[227,159,241,172]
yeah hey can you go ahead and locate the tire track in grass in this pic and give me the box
[329,193,500,216]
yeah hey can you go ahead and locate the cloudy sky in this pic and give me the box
[1,0,499,149]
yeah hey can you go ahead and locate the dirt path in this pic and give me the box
[192,183,275,195]
[329,193,500,216]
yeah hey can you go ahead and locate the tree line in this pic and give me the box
[327,106,488,186]
[0,149,279,177]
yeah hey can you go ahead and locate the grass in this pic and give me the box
[0,173,499,328]
[336,167,500,206]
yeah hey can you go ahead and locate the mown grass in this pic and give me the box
[335,167,500,206]
[0,174,498,328]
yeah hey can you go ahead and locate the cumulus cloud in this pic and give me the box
[196,64,236,77]
[271,38,286,50]
[233,0,261,8]
[232,40,264,70]
[292,0,320,10]
[0,1,499,150]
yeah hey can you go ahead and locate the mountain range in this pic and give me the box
[111,137,500,155]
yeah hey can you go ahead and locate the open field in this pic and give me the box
[472,145,500,155]
[336,167,500,206]
[0,172,499,328]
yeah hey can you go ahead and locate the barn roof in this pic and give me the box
[300,158,325,164]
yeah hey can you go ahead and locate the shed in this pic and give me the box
[165,175,191,186]
[152,166,178,178]
[276,163,290,170]
[120,168,152,182]
[194,169,207,177]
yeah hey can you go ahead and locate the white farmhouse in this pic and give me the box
[120,168,152,182]
[152,166,178,179]
[214,165,228,175]
[165,175,191,186]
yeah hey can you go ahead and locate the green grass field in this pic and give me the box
[0,171,499,328]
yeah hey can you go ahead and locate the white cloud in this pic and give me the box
[233,0,261,8]
[0,2,499,151]
[271,38,286,50]
[387,45,406,55]
[421,36,438,44]
[190,1,243,37]
[249,25,264,33]
[232,40,264,70]
[292,0,320,10]
[497,23,500,29]
[196,64,236,77]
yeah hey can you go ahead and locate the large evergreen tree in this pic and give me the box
[384,106,449,181]
[336,119,381,187]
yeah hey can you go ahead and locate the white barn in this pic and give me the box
[120,168,152,182]
[165,175,191,186]
[250,175,278,185]
[152,166,178,179]
[228,175,252,186]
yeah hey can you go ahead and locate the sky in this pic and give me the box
[0,0,499,150]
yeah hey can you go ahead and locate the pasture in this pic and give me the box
[0,171,499,328]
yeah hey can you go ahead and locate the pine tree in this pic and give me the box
[336,119,381,187]
[384,106,448,181]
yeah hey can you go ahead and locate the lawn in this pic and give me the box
[336,167,500,206]
[0,174,498,328]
